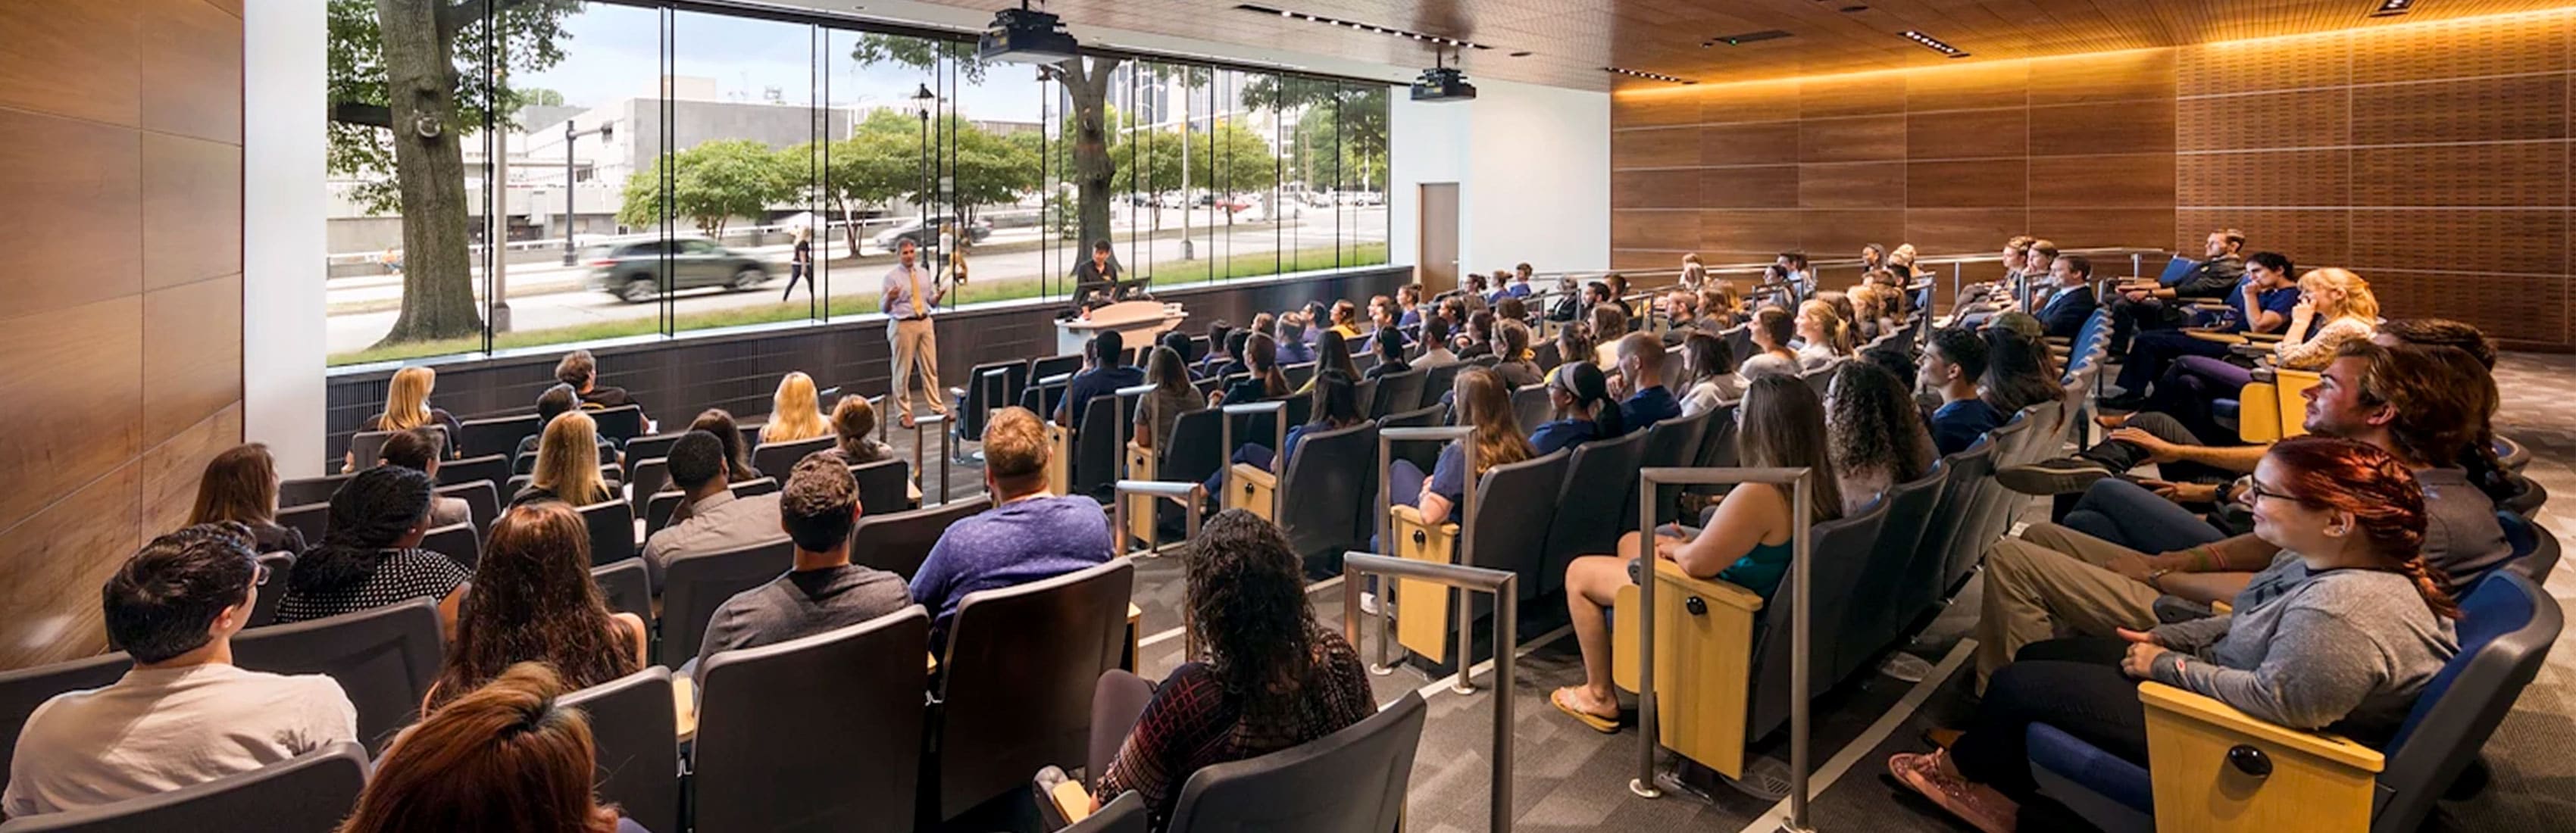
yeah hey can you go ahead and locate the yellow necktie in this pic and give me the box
[908,265,926,317]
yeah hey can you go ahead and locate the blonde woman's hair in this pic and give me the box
[532,411,608,505]
[1451,368,1534,484]
[762,372,829,443]
[381,367,437,431]
[2299,267,2381,321]
[1798,299,1854,355]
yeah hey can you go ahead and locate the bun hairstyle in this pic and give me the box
[2265,436,2458,620]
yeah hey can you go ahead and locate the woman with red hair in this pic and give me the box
[1889,436,2462,833]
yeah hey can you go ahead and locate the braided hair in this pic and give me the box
[2266,436,2459,620]
[291,466,433,595]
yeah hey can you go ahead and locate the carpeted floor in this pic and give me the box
[896,351,2576,831]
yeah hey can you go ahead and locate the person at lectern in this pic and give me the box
[1071,239,1130,312]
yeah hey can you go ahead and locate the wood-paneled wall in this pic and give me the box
[0,0,244,669]
[1613,8,2576,349]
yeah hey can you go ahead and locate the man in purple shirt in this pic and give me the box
[908,407,1114,643]
[883,238,948,428]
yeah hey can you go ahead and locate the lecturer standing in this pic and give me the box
[883,238,949,429]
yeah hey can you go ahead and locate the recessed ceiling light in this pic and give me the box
[1899,30,1970,58]
[2370,0,2414,16]
[1236,5,1493,49]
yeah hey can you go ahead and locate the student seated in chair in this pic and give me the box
[1675,331,1743,417]
[1827,362,1937,515]
[277,466,470,636]
[1529,361,1622,456]
[1063,510,1374,831]
[341,663,652,833]
[556,348,648,426]
[1208,370,1364,501]
[1211,333,1293,407]
[1552,376,1842,733]
[1894,437,2460,833]
[1387,368,1532,529]
[512,411,616,508]
[516,384,622,470]
[1133,346,1208,454]
[1364,324,1411,381]
[427,502,647,709]
[1920,326,2005,457]
[1964,341,2512,691]
[2,524,361,818]
[187,443,307,555]
[908,407,1114,645]
[691,453,908,678]
[2109,251,2299,405]
[644,432,786,590]
[1610,332,1680,435]
[377,427,470,529]
[1412,318,1462,370]
[1737,307,1802,384]
[1058,331,1146,433]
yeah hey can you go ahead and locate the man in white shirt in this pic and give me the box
[5,524,357,818]
[644,431,787,590]
[883,238,949,429]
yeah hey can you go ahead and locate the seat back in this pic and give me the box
[1157,409,1227,488]
[432,479,498,540]
[642,490,688,539]
[2374,572,2562,831]
[1511,383,1552,435]
[1275,421,1378,566]
[1628,408,1715,528]
[456,413,543,460]
[958,359,1030,439]
[733,475,780,498]
[1855,466,1946,663]
[245,552,295,629]
[1033,354,1084,384]
[1371,367,1429,418]
[694,607,929,833]
[934,560,1136,821]
[850,496,991,581]
[1467,449,1570,602]
[1696,401,1741,468]
[559,668,681,833]
[658,538,798,668]
[1944,432,2016,591]
[0,653,131,778]
[621,432,689,480]
[1722,325,1758,369]
[1913,445,1996,618]
[1379,406,1447,473]
[577,500,636,566]
[1164,691,1427,833]
[232,598,443,753]
[419,523,479,571]
[589,558,650,624]
[589,404,646,446]
[1071,394,1133,501]
[846,457,912,516]
[1420,362,1468,407]
[1282,361,1318,389]
[1746,501,1890,741]
[628,457,671,507]
[751,435,839,480]
[2503,513,2559,584]
[1799,362,1837,397]
[0,742,367,833]
[278,473,353,510]
[2155,255,2199,286]
[346,429,442,471]
[436,454,509,491]
[1538,429,1650,597]
[1064,792,1148,833]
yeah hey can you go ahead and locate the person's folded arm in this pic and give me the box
[2148,613,2235,654]
[2149,611,2381,730]
[2175,443,2268,473]
[2158,572,2256,607]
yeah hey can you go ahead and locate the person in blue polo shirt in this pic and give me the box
[1921,326,2005,455]
[1612,332,1680,434]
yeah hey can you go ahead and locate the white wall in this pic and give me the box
[1390,79,1610,280]
[244,0,329,476]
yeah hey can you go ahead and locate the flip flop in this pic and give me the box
[1551,688,1619,734]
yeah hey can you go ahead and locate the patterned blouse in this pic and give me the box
[1093,629,1374,828]
[274,548,468,624]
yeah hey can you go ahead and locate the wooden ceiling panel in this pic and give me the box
[857,2,2576,91]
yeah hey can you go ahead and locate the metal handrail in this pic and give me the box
[1112,479,1205,559]
[1218,401,1288,518]
[1376,425,1475,688]
[1630,466,1816,833]
[909,413,952,505]
[1340,552,1517,833]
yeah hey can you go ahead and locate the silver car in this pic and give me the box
[584,237,773,303]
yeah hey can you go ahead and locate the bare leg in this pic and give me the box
[1559,551,1633,716]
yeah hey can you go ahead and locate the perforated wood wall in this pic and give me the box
[1612,8,2575,350]
[0,0,245,669]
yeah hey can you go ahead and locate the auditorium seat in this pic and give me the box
[1537,429,1649,597]
[419,522,478,571]
[694,607,928,833]
[245,552,295,629]
[1629,408,1716,528]
[0,652,130,779]
[642,489,686,540]
[1377,405,1446,472]
[277,473,352,509]
[1370,366,1428,418]
[1419,362,1469,407]
[849,495,990,580]
[577,499,636,566]
[1851,466,1948,664]
[589,558,651,627]
[629,457,671,507]
[657,538,797,668]
[929,560,1135,823]
[1234,420,1377,572]
[232,598,442,753]
[432,480,498,541]
[1941,427,2023,591]
[559,667,681,833]
[1061,792,1147,833]
[0,741,367,833]
[434,453,508,491]
[1156,691,1427,833]
[1905,445,1996,623]
[2029,571,2561,833]
[621,432,688,481]
[277,503,330,557]
[850,458,912,516]
[455,413,542,460]
[954,359,1032,447]
[751,434,839,479]
[1283,362,1318,389]
[1389,448,1568,669]
[589,404,646,446]
[345,426,445,470]
[1509,383,1549,435]
[732,475,779,498]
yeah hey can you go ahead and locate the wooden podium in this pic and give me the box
[1057,301,1188,356]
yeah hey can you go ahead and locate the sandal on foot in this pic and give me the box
[1550,688,1619,734]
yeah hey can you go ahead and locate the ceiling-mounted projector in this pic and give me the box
[977,2,1079,64]
[1410,66,1476,102]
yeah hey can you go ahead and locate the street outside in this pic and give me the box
[327,207,1389,359]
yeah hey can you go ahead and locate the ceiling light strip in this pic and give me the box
[1898,30,1971,58]
[1235,5,1492,49]
[2371,0,2415,17]
[1604,66,1696,84]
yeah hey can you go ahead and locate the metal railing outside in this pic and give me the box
[1340,551,1517,833]
[1631,466,1819,833]
[1375,425,1476,688]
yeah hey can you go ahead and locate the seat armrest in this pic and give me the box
[1232,464,1276,490]
[1649,557,1766,613]
[2138,682,2383,772]
[2228,343,2272,359]
[2239,331,2285,343]
[2249,367,2278,383]
[2185,331,2249,345]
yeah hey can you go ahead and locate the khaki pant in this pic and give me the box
[1971,522,2162,691]
[889,318,946,420]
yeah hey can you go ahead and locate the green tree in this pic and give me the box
[616,139,797,239]
[327,0,581,345]
[1188,120,1282,195]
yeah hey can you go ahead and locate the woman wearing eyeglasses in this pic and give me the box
[1889,436,2461,833]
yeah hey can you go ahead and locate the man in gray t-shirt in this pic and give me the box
[691,452,910,679]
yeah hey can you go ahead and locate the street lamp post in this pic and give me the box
[559,119,614,266]
[912,83,936,269]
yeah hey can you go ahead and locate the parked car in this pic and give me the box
[869,215,994,251]
[584,237,772,304]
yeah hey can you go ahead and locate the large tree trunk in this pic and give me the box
[1060,56,1121,253]
[374,0,483,345]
